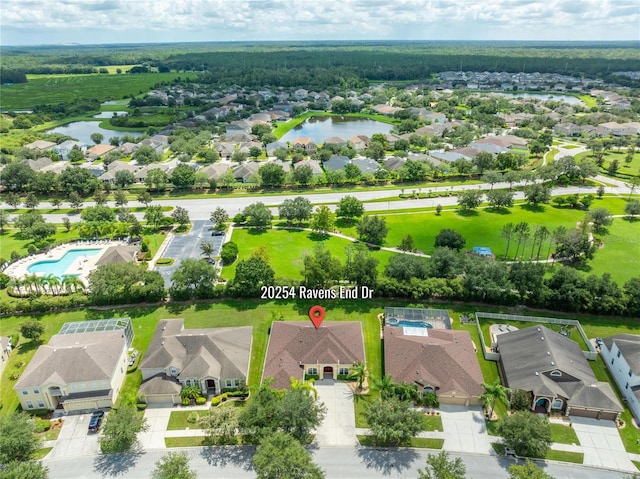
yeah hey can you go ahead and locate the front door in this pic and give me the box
[323,366,333,380]
[206,379,216,394]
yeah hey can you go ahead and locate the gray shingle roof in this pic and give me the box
[140,319,252,383]
[14,330,126,389]
[498,325,622,412]
[603,334,640,375]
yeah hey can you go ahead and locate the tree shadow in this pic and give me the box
[247,228,269,236]
[622,216,638,223]
[518,203,546,213]
[307,232,332,242]
[456,209,479,217]
[200,445,255,471]
[356,446,420,476]
[93,447,145,477]
[486,207,512,215]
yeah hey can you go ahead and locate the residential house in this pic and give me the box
[294,159,324,176]
[232,162,260,183]
[13,319,133,412]
[424,112,447,125]
[430,151,472,163]
[497,325,623,420]
[599,122,636,136]
[226,120,253,134]
[98,162,138,183]
[468,141,508,155]
[95,245,138,266]
[54,140,86,160]
[323,155,351,172]
[452,147,482,159]
[382,156,407,171]
[24,140,56,152]
[116,142,139,156]
[20,157,52,171]
[371,104,403,116]
[294,89,309,100]
[215,142,237,161]
[554,123,583,137]
[135,163,175,183]
[248,113,272,123]
[499,135,528,148]
[268,159,291,173]
[292,137,317,154]
[262,322,365,389]
[139,319,252,404]
[323,136,347,148]
[266,141,289,156]
[351,158,380,175]
[200,163,232,181]
[384,327,484,406]
[600,334,640,422]
[385,134,403,148]
[86,144,116,161]
[415,124,447,137]
[349,135,369,151]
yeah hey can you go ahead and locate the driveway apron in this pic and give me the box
[570,416,636,472]
[313,381,357,446]
[440,405,493,454]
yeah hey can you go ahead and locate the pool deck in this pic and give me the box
[5,240,127,291]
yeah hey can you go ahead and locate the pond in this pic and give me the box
[93,111,128,118]
[281,116,393,144]
[47,121,143,145]
[492,92,584,105]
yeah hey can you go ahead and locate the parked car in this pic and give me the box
[88,410,105,432]
[504,446,517,457]
[205,258,216,265]
[595,337,603,347]
[211,230,225,236]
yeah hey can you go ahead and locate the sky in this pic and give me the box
[1,0,638,46]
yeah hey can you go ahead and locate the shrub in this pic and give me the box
[9,371,21,381]
[27,244,37,255]
[10,251,21,262]
[233,213,246,224]
[420,392,440,408]
[187,412,199,423]
[510,389,532,412]
[304,374,320,381]
[35,419,52,433]
[10,334,19,347]
[195,396,206,405]
[136,403,147,411]
[155,257,174,265]
[220,242,239,265]
[181,397,190,406]
[337,374,350,381]
[0,273,10,289]
[210,393,228,407]
[140,240,149,252]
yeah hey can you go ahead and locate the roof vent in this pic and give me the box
[541,337,545,341]
[550,361,555,366]
[84,346,87,350]
[535,372,539,376]
[537,327,541,332]
[547,351,551,356]
[161,341,165,345]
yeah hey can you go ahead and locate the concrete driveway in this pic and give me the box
[155,220,224,287]
[440,405,493,454]
[314,381,357,446]
[570,416,636,472]
[47,413,102,460]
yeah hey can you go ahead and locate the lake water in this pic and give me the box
[47,121,143,144]
[281,116,393,144]
[492,92,584,105]
[93,111,128,118]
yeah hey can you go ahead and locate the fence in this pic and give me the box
[475,311,597,361]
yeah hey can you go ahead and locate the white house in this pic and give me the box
[600,334,640,423]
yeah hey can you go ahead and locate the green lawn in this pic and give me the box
[2,72,197,110]
[356,435,443,449]
[221,228,396,281]
[576,150,640,179]
[32,447,53,460]
[0,227,81,259]
[423,414,443,431]
[545,450,584,464]
[586,218,640,283]
[550,423,580,445]
[633,460,640,471]
[165,436,207,448]
[167,410,205,430]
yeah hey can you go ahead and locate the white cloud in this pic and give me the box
[0,0,637,44]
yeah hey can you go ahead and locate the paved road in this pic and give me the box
[21,180,633,225]
[43,446,628,479]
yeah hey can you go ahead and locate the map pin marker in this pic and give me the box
[309,305,326,329]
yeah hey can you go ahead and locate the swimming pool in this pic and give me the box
[27,248,102,278]
[386,317,433,329]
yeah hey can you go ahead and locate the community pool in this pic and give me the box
[27,248,102,278]
[386,317,434,329]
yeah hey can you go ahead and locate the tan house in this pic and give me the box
[13,319,133,412]
[86,144,116,160]
[384,327,484,406]
[139,319,253,405]
[262,322,365,389]
[292,137,317,154]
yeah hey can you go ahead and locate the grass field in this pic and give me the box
[220,228,397,281]
[1,72,197,110]
[576,150,640,178]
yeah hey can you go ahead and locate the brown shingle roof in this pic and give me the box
[263,322,365,389]
[384,327,484,398]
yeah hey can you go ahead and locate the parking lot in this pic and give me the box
[46,413,103,460]
[155,220,225,287]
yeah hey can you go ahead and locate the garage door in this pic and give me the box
[570,407,618,420]
[145,394,178,405]
[440,396,469,406]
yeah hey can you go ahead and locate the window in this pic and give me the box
[185,380,191,387]
[226,379,233,388]
[630,369,633,377]
[26,401,33,409]
[307,367,318,375]
[617,351,621,358]
[611,358,615,365]
[38,401,45,408]
[339,367,349,376]
[626,383,629,390]
[552,398,563,409]
[22,390,28,396]
[33,388,39,394]
[550,370,562,377]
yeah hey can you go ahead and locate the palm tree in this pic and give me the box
[62,275,85,294]
[535,226,550,261]
[43,274,61,295]
[501,222,515,260]
[479,379,510,420]
[372,374,395,399]
[349,361,368,391]
[200,241,214,260]
[289,377,318,399]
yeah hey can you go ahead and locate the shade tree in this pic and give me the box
[356,215,387,245]
[335,195,364,222]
